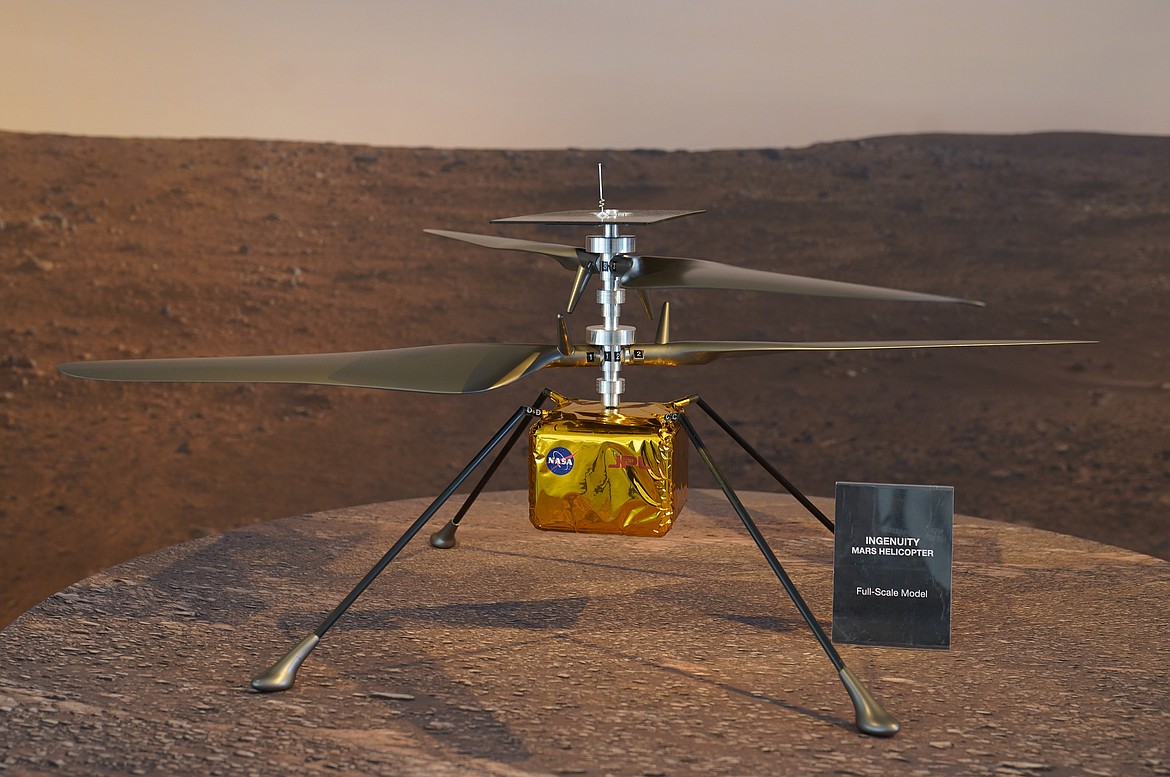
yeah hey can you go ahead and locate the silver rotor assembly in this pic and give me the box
[586,222,636,408]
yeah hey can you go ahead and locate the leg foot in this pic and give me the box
[251,634,320,693]
[839,667,900,737]
[429,519,459,549]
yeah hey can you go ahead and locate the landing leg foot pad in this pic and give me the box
[251,634,320,693]
[429,520,459,549]
[840,667,900,737]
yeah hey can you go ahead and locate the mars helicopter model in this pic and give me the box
[59,169,1089,737]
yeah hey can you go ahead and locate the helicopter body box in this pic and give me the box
[529,395,688,537]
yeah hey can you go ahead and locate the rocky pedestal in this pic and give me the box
[2,490,1168,775]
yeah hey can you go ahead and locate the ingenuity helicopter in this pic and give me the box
[59,167,1089,737]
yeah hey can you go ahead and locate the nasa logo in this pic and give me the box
[545,447,575,476]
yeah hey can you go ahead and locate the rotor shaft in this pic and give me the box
[586,221,636,408]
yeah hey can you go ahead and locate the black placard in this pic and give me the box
[832,482,953,648]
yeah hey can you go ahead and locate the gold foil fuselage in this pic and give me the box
[529,395,688,537]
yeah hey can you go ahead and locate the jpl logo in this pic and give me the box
[546,447,575,476]
[609,453,651,470]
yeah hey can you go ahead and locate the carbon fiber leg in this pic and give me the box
[251,404,541,693]
[675,412,898,737]
[692,395,834,533]
[430,388,552,548]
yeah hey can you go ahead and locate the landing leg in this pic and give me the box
[430,389,552,548]
[675,412,898,737]
[252,404,541,693]
[692,396,834,533]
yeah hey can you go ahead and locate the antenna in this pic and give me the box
[597,163,605,211]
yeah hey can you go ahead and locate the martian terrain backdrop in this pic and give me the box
[1,130,1167,626]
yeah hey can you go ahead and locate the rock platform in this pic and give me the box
[2,490,1168,775]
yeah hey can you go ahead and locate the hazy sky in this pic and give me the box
[3,0,1167,150]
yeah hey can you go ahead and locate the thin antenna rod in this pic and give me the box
[597,163,605,211]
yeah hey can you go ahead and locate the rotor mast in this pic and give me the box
[587,165,635,409]
[587,219,635,409]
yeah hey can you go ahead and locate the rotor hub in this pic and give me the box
[586,234,635,256]
[586,324,635,347]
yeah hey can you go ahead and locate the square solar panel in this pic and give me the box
[492,209,704,226]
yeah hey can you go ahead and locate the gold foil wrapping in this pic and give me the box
[529,394,688,537]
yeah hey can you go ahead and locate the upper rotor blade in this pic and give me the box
[424,229,588,272]
[634,339,1094,366]
[623,255,985,306]
[59,343,568,394]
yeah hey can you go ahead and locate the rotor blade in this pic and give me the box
[623,255,985,306]
[424,229,590,272]
[556,314,574,356]
[654,301,672,344]
[566,265,594,313]
[59,343,570,394]
[426,229,982,306]
[635,289,655,320]
[633,339,1094,366]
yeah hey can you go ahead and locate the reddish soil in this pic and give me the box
[5,492,1169,775]
[2,131,1167,626]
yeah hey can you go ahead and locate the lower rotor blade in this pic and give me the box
[624,255,985,306]
[634,339,1094,366]
[566,265,594,313]
[59,343,569,394]
[424,229,590,272]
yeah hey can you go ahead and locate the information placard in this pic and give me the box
[832,482,953,648]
